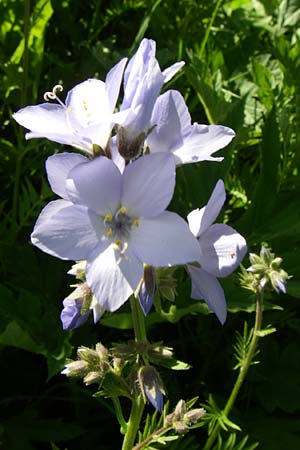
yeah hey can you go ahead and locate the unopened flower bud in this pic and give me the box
[95,343,108,359]
[138,366,165,413]
[113,357,124,371]
[62,359,89,377]
[174,399,187,420]
[117,127,146,160]
[83,371,103,386]
[184,407,206,424]
[164,400,206,433]
[138,265,156,315]
[244,246,289,294]
[77,346,100,365]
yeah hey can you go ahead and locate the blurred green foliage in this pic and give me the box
[0,0,299,449]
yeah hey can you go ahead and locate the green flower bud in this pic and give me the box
[62,359,89,377]
[243,246,289,294]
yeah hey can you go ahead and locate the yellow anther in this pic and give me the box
[115,239,122,247]
[230,251,236,259]
[120,206,127,214]
[104,214,113,222]
[106,228,113,237]
[133,219,139,227]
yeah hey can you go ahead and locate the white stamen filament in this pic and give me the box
[44,84,65,108]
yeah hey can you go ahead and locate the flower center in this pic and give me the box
[103,206,139,247]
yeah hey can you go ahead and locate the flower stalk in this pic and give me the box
[203,286,264,450]
[121,297,147,450]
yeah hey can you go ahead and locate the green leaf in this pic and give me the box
[155,357,191,371]
[10,0,53,65]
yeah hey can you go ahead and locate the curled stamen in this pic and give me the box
[44,84,64,106]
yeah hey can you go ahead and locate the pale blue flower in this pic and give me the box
[61,262,105,330]
[13,58,128,154]
[146,90,235,164]
[61,297,90,330]
[118,39,185,154]
[187,180,247,324]
[31,152,199,312]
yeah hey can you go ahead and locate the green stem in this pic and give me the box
[130,296,147,343]
[132,425,172,450]
[21,0,31,107]
[121,297,147,450]
[122,394,144,450]
[203,288,264,450]
[112,397,128,435]
[199,0,223,59]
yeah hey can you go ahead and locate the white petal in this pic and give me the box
[187,180,225,236]
[110,136,126,173]
[173,124,235,165]
[66,79,111,128]
[199,223,247,277]
[162,61,185,83]
[105,57,128,111]
[147,90,190,154]
[187,265,227,324]
[187,208,205,238]
[46,152,89,199]
[121,39,164,139]
[122,39,157,108]
[90,296,106,323]
[31,201,106,260]
[130,211,199,266]
[86,244,143,312]
[66,156,122,214]
[13,103,69,136]
[122,153,175,217]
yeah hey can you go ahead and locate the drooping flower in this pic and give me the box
[31,152,200,312]
[138,365,165,413]
[60,262,105,330]
[13,58,128,154]
[187,180,247,324]
[61,295,91,331]
[60,281,105,330]
[146,90,235,164]
[117,38,185,159]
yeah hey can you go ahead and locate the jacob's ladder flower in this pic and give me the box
[31,152,200,312]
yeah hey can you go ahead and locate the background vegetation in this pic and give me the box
[0,0,299,449]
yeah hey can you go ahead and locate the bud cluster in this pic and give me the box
[164,399,206,433]
[242,246,289,294]
[62,343,111,386]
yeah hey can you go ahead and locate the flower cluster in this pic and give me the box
[14,38,247,325]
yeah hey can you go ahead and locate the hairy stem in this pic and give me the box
[121,297,147,450]
[130,296,147,343]
[132,425,172,450]
[203,287,264,450]
[112,397,128,435]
